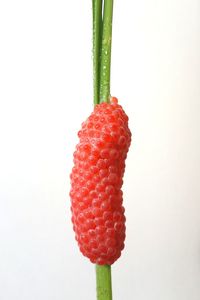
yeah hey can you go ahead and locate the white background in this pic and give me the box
[0,0,200,299]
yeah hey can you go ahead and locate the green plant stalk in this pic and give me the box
[92,0,103,105]
[96,265,112,300]
[99,0,114,103]
[92,1,113,299]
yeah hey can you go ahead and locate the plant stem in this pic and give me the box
[99,0,114,103]
[93,1,114,299]
[92,0,103,105]
[96,265,112,300]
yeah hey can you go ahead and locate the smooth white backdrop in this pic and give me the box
[0,1,200,299]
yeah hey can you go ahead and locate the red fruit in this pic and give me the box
[70,97,131,265]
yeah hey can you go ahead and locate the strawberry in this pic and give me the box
[70,97,131,265]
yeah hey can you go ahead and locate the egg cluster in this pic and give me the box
[70,98,131,265]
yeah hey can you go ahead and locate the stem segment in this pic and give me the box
[99,0,114,103]
[96,265,112,300]
[92,1,114,299]
[92,0,103,105]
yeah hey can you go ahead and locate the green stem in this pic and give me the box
[93,1,114,299]
[99,0,114,103]
[96,265,112,300]
[92,0,103,105]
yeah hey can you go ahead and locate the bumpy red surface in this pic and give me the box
[70,98,131,265]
